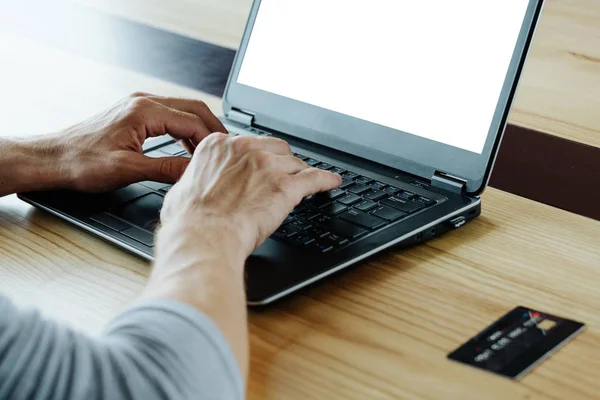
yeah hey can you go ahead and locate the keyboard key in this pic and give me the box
[311,240,334,253]
[312,214,331,225]
[326,234,349,246]
[146,150,168,158]
[414,195,436,206]
[321,218,367,239]
[112,193,164,231]
[295,208,321,220]
[110,185,152,206]
[342,171,359,181]
[396,190,416,201]
[330,167,347,175]
[347,184,370,195]
[307,226,331,238]
[275,225,300,238]
[159,185,172,194]
[121,226,154,247]
[370,181,387,191]
[291,232,315,246]
[324,188,345,200]
[363,190,387,201]
[383,186,400,195]
[305,158,320,166]
[283,215,295,225]
[380,197,424,213]
[339,210,386,230]
[291,204,304,215]
[289,219,313,230]
[354,199,378,212]
[159,142,185,155]
[90,213,129,232]
[310,195,331,208]
[339,180,355,190]
[355,176,374,185]
[316,163,333,170]
[311,233,350,252]
[294,153,309,160]
[320,202,348,216]
[139,181,170,191]
[371,206,406,221]
[337,193,362,206]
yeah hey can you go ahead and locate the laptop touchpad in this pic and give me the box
[113,193,164,231]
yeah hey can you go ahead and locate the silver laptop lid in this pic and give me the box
[222,0,544,195]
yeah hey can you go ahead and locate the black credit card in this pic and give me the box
[448,306,585,379]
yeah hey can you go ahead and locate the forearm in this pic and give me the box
[143,217,250,382]
[0,136,68,197]
[0,296,243,399]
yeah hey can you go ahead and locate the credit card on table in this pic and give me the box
[448,306,585,379]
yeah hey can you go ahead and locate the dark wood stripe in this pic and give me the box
[0,0,237,97]
[491,126,600,221]
[2,0,598,220]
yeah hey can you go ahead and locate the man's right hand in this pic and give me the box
[159,132,342,260]
[146,133,341,381]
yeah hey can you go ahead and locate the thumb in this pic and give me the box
[131,153,191,184]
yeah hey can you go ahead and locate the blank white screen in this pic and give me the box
[237,0,529,154]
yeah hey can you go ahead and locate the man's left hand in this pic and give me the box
[46,92,226,192]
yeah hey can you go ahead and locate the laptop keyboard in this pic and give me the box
[93,142,438,252]
[272,153,438,253]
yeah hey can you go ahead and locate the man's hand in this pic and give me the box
[160,133,342,257]
[146,133,342,381]
[0,93,225,196]
[54,92,226,192]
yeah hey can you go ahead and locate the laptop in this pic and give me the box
[19,0,544,305]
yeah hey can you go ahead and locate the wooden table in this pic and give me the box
[1,2,600,399]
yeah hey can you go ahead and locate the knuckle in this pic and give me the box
[129,91,149,98]
[232,136,254,153]
[274,138,292,153]
[130,96,154,111]
[295,156,309,169]
[251,151,271,169]
[189,113,203,124]
[158,158,174,178]
[192,99,208,109]
[124,111,146,126]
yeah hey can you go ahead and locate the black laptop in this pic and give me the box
[19,0,544,305]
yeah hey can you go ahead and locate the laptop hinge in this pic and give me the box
[227,109,254,126]
[431,172,466,195]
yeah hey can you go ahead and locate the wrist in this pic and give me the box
[155,213,250,275]
[0,135,70,194]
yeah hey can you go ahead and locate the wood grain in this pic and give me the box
[1,19,600,400]
[2,188,599,399]
[74,0,600,149]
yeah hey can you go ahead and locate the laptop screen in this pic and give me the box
[237,0,530,154]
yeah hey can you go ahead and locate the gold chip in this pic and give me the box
[537,319,557,331]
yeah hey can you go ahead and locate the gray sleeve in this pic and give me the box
[0,295,244,400]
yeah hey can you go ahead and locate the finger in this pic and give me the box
[290,168,343,199]
[235,135,292,156]
[144,102,212,145]
[272,154,309,174]
[147,97,227,136]
[128,153,191,184]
